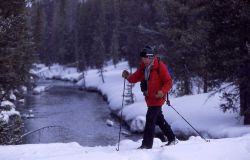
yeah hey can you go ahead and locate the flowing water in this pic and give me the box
[18,80,140,147]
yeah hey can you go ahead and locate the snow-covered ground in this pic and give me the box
[1,135,250,160]
[1,61,249,160]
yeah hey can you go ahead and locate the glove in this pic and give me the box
[155,90,164,98]
[122,70,130,79]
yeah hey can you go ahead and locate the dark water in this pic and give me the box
[18,80,139,147]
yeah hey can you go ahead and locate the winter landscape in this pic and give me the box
[1,1,250,160]
[1,62,250,160]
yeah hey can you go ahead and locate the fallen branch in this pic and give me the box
[20,125,67,139]
[8,125,69,144]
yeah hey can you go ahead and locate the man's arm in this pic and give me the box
[127,64,144,83]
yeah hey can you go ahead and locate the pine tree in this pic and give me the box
[155,0,206,95]
[0,0,36,99]
[110,0,121,66]
[90,0,106,83]
[207,0,250,124]
[119,0,144,68]
[0,0,33,144]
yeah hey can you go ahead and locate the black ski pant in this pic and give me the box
[142,106,175,148]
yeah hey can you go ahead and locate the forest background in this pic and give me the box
[0,0,250,125]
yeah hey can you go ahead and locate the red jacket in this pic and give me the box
[127,57,172,106]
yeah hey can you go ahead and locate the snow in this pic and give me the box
[106,119,114,127]
[0,100,15,108]
[31,64,82,82]
[0,135,250,160]
[32,85,47,94]
[18,99,25,103]
[1,61,249,160]
[0,100,20,123]
[9,91,16,101]
[0,108,20,122]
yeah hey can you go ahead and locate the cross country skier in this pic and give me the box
[122,46,178,149]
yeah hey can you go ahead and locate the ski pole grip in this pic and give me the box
[166,93,170,106]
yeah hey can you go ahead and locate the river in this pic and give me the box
[18,80,140,147]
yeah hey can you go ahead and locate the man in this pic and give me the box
[122,46,177,149]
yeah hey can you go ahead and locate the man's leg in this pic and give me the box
[141,107,161,149]
[156,109,175,142]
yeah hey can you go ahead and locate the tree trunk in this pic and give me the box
[241,87,250,124]
[184,76,191,95]
[100,68,105,83]
[203,74,208,93]
[243,82,250,124]
[239,72,250,124]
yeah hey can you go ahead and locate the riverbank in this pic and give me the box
[31,62,250,139]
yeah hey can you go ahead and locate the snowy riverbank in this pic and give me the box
[31,62,250,138]
[1,61,250,160]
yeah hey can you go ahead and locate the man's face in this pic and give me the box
[141,57,153,66]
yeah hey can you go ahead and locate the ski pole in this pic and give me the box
[116,78,126,151]
[165,94,210,142]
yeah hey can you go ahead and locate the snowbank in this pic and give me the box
[0,134,250,160]
[31,64,82,82]
[33,62,250,138]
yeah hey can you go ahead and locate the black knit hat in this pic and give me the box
[140,46,154,58]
